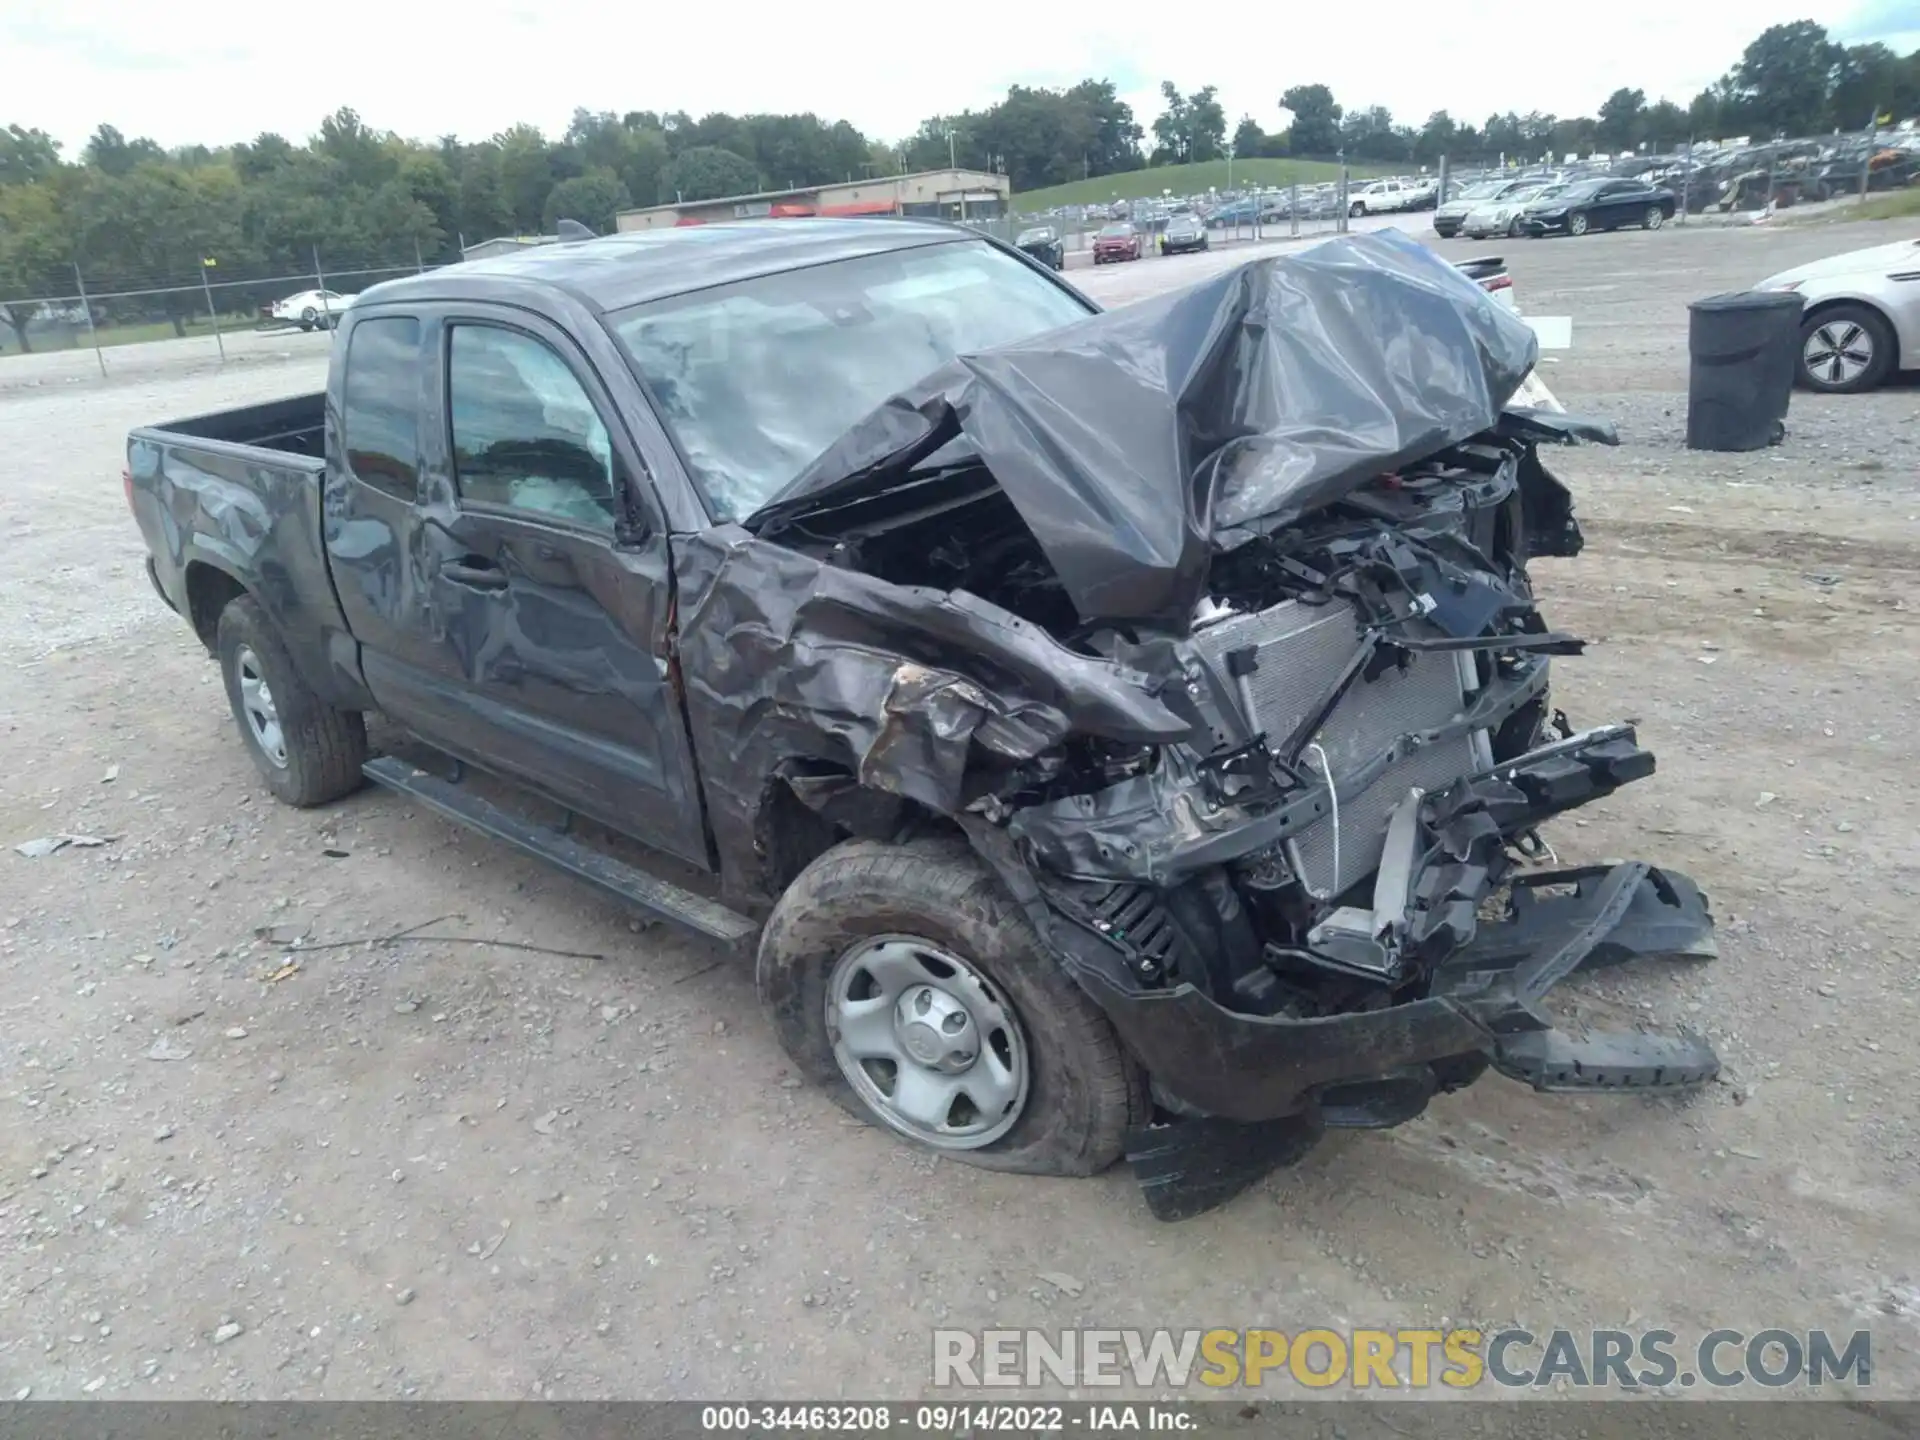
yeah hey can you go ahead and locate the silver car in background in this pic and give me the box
[1433,179,1537,238]
[1758,237,1920,393]
[1461,184,1562,239]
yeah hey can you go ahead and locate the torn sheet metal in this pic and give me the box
[670,525,1193,901]
[757,230,1540,627]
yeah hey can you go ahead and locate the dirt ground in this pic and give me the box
[2,218,1917,1403]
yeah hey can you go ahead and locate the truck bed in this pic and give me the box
[127,389,355,715]
[148,393,326,460]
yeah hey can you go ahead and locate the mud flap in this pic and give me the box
[1126,1112,1325,1222]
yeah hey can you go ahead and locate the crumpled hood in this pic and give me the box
[754,229,1540,628]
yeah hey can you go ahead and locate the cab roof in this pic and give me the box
[361,217,975,314]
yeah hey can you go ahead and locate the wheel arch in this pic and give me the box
[184,559,251,651]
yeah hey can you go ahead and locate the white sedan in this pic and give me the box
[1757,238,1920,393]
[266,289,358,332]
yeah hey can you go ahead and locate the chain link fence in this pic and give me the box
[0,244,454,373]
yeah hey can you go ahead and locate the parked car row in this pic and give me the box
[1444,177,1675,240]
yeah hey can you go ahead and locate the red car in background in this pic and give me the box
[1091,222,1143,264]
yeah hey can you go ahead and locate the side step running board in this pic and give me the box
[362,757,759,955]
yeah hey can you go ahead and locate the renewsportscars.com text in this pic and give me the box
[932,1327,1872,1390]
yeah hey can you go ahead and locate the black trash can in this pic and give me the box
[1685,290,1805,452]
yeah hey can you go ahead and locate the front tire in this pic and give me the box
[1507,217,1523,237]
[216,596,367,807]
[1568,211,1590,236]
[1798,303,1896,394]
[758,838,1147,1176]
[1349,201,1366,218]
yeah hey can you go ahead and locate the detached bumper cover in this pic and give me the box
[1034,727,1719,1217]
[1078,854,1716,1125]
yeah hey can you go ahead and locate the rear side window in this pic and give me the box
[342,317,422,498]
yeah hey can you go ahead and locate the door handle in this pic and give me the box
[442,555,508,590]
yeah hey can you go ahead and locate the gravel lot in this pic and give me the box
[2,218,1917,1403]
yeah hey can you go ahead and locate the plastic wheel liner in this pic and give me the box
[675,231,1716,1220]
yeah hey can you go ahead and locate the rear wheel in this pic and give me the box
[299,306,317,330]
[1507,217,1523,237]
[1798,303,1895,394]
[216,596,367,807]
[1644,205,1665,230]
[758,838,1147,1176]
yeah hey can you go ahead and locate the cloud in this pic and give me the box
[4,0,1896,155]
[1833,0,1920,47]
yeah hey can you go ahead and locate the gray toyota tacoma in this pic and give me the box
[126,219,1718,1219]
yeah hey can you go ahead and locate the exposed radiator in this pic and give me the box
[1191,598,1488,899]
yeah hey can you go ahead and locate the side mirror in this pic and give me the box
[612,512,651,549]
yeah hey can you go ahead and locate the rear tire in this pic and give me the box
[1644,205,1665,230]
[216,596,367,807]
[758,838,1147,1176]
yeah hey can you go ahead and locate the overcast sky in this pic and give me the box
[9,0,1914,156]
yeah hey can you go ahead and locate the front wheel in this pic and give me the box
[1349,202,1366,218]
[1507,217,1523,237]
[1644,205,1665,230]
[1798,303,1895,394]
[1568,211,1590,236]
[216,596,367,807]
[758,838,1147,1176]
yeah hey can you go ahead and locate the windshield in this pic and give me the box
[1016,227,1055,244]
[1455,182,1503,201]
[611,239,1092,522]
[1099,223,1133,237]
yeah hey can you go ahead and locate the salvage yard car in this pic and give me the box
[1462,184,1558,239]
[1432,179,1536,238]
[265,287,358,330]
[1758,236,1920,393]
[1159,211,1209,255]
[1520,177,1676,236]
[1092,221,1143,263]
[126,220,1718,1220]
[1014,224,1066,271]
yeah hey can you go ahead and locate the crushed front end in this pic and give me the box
[991,421,1718,1219]
[734,232,1719,1220]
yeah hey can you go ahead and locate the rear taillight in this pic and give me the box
[1481,275,1513,293]
[122,467,135,510]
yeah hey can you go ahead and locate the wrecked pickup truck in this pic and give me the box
[126,221,1718,1219]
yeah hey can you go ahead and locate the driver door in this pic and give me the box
[330,304,711,868]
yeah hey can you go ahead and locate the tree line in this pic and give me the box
[0,19,1915,346]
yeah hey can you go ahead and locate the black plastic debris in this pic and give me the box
[1685,290,1804,452]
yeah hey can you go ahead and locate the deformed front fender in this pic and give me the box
[672,525,1191,904]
